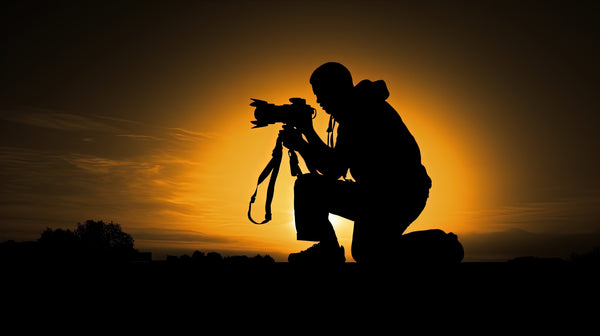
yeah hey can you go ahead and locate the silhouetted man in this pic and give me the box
[280,62,432,264]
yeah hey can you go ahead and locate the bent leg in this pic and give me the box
[351,194,428,264]
[294,174,359,242]
[294,174,335,242]
[289,174,351,264]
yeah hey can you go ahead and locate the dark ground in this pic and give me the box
[4,261,598,331]
[5,260,598,298]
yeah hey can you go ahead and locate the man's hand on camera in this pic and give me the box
[290,112,314,134]
[279,125,306,152]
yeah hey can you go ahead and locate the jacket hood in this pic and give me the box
[354,79,389,101]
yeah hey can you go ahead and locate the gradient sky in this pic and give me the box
[2,0,599,261]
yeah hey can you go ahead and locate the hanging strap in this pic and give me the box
[288,149,302,177]
[248,137,283,224]
[326,115,336,148]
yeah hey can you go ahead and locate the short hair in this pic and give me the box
[310,62,353,89]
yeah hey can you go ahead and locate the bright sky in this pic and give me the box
[2,1,599,261]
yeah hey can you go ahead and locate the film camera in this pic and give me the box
[250,98,316,128]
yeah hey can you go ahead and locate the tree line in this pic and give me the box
[0,220,274,266]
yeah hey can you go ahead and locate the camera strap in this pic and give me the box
[326,115,336,147]
[248,137,283,224]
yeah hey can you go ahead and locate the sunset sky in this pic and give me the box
[2,1,599,261]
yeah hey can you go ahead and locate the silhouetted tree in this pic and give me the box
[75,220,134,252]
[182,251,275,266]
[38,228,78,248]
[225,255,250,265]
[205,252,223,264]
[253,254,275,264]
[191,250,205,261]
[37,228,80,261]
[34,220,136,263]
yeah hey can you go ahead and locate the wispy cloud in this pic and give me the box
[469,202,570,223]
[116,134,163,141]
[0,106,222,252]
[93,114,142,126]
[1,108,122,132]
[1,107,214,146]
[134,227,235,244]
[168,127,213,142]
[464,196,600,233]
[63,154,162,175]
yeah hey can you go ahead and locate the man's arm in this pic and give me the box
[280,125,347,178]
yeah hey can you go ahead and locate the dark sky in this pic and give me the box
[1,0,599,260]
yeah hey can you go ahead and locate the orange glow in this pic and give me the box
[4,2,597,263]
[158,63,499,262]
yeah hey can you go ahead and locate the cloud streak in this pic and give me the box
[133,227,235,245]
[1,108,123,133]
[64,153,162,175]
[116,134,162,141]
[1,107,213,146]
[463,196,600,233]
[168,127,213,142]
[0,106,220,248]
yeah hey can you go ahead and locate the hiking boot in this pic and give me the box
[288,242,346,264]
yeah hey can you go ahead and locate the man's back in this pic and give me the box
[336,80,430,192]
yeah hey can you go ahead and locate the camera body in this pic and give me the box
[250,98,316,128]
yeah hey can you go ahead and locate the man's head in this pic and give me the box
[310,62,353,118]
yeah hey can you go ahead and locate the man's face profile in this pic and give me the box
[312,84,347,118]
